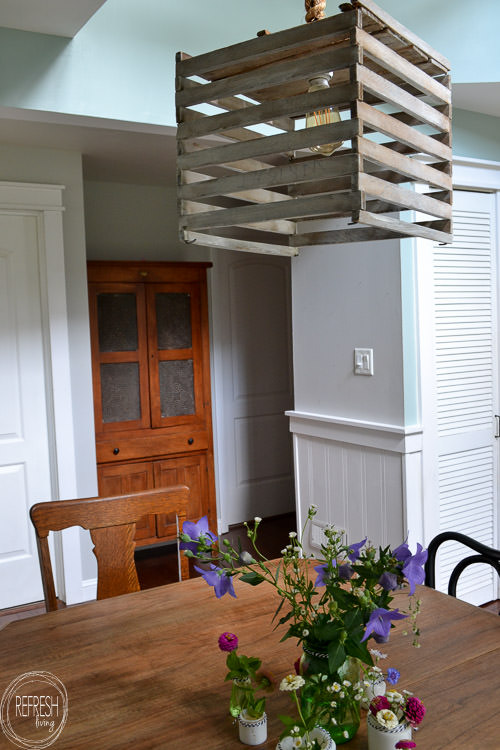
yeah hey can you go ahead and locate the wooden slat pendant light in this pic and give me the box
[176,0,452,255]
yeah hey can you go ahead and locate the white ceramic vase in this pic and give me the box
[238,710,267,746]
[367,712,412,750]
[276,726,336,750]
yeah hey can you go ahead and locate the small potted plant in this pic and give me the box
[367,689,426,750]
[361,649,401,706]
[218,632,273,745]
[276,672,347,749]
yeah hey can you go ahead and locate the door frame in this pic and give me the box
[0,181,81,604]
[416,157,500,600]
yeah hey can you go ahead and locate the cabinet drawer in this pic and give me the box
[96,431,208,463]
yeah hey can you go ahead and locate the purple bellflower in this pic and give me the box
[361,607,407,643]
[338,563,354,580]
[314,562,335,587]
[347,538,367,563]
[378,571,399,591]
[392,540,411,563]
[180,515,217,554]
[402,543,428,595]
[194,564,236,599]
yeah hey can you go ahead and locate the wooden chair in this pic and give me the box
[30,486,190,612]
[425,531,500,604]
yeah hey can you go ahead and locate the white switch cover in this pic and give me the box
[354,348,374,375]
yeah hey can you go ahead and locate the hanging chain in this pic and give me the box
[305,0,327,22]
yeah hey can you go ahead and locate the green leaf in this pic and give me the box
[239,571,265,586]
[271,595,285,623]
[327,641,346,673]
[344,635,372,664]
[278,715,298,728]
[343,609,363,632]
[274,560,282,584]
[314,622,341,642]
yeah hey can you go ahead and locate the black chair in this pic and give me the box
[425,531,500,603]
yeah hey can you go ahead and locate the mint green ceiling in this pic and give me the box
[0,0,498,127]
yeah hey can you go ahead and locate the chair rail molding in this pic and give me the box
[287,410,424,555]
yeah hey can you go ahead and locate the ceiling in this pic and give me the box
[452,83,500,119]
[0,0,108,37]
[0,106,177,185]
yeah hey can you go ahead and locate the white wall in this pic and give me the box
[292,237,404,424]
[84,180,211,263]
[289,234,422,552]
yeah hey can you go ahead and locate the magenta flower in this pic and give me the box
[347,537,367,562]
[395,742,416,749]
[404,696,426,726]
[194,564,236,599]
[369,695,391,716]
[402,543,428,595]
[361,607,407,643]
[180,516,217,554]
[218,632,238,652]
[314,562,335,587]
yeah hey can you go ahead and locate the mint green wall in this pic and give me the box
[453,109,500,162]
[376,0,500,83]
[0,0,498,126]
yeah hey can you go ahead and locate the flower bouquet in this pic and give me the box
[180,508,427,744]
[218,631,273,720]
[367,690,426,750]
[218,631,273,745]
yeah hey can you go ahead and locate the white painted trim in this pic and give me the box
[286,410,423,454]
[1,182,81,605]
[0,181,65,208]
[417,160,500,602]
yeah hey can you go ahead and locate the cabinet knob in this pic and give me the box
[187,438,194,445]
[113,448,120,455]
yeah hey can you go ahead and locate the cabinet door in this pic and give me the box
[153,454,208,539]
[97,461,156,541]
[146,283,206,429]
[88,283,151,435]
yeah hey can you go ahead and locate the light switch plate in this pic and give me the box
[354,347,374,375]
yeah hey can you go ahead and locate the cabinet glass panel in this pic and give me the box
[101,362,141,422]
[97,293,138,352]
[159,360,195,417]
[155,293,192,349]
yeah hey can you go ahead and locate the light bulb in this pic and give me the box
[305,74,343,156]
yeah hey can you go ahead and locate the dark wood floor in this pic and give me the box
[2,511,499,626]
[0,512,297,628]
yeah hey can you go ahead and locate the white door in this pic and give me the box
[211,251,294,528]
[420,189,498,605]
[0,212,52,608]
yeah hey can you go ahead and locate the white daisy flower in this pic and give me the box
[279,674,305,692]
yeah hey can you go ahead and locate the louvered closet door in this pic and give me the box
[433,189,498,605]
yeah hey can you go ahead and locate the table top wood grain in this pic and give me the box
[0,574,498,749]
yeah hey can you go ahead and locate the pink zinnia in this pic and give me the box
[395,742,416,749]
[369,695,391,716]
[218,632,238,652]
[404,696,426,726]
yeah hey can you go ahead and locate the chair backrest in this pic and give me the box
[30,486,190,612]
[424,531,500,599]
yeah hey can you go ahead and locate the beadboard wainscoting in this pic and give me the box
[287,412,423,555]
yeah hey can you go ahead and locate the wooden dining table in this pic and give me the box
[0,571,498,749]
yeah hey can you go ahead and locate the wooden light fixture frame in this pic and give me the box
[176,0,452,256]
